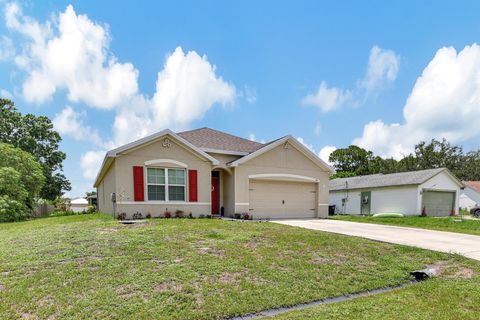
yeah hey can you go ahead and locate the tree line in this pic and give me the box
[329,139,480,181]
[0,99,71,221]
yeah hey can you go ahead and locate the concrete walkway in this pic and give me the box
[273,219,480,261]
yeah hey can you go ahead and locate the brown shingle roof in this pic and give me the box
[177,127,264,153]
[463,181,480,193]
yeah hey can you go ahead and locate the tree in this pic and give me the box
[329,145,376,177]
[0,143,45,221]
[0,99,70,199]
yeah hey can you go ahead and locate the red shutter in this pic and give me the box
[188,170,198,202]
[133,166,144,201]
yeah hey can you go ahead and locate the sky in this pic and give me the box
[1,1,480,197]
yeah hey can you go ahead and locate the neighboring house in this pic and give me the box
[94,128,334,219]
[70,197,89,213]
[330,168,463,216]
[460,181,480,210]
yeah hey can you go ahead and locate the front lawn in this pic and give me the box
[0,214,477,319]
[267,260,480,319]
[332,215,480,236]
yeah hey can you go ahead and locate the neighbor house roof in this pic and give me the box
[330,168,461,191]
[463,181,480,193]
[178,127,264,155]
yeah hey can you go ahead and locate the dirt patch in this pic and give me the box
[37,295,54,308]
[155,281,184,293]
[196,246,226,258]
[115,284,139,299]
[0,284,5,291]
[428,260,475,279]
[219,272,245,285]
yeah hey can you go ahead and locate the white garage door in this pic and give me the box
[422,191,455,217]
[249,180,317,219]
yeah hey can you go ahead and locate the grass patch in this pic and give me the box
[267,259,480,319]
[0,214,476,319]
[332,215,480,236]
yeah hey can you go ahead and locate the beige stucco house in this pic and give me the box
[94,128,333,219]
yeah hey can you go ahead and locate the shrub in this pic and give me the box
[175,210,184,218]
[199,214,205,219]
[0,143,45,216]
[146,213,152,219]
[188,212,193,219]
[85,205,96,214]
[164,211,172,219]
[117,212,127,220]
[132,212,143,219]
[0,195,29,222]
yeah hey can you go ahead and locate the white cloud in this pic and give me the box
[1,88,13,99]
[80,150,104,180]
[302,46,399,112]
[53,106,106,148]
[6,3,138,108]
[0,35,14,61]
[112,47,236,146]
[301,81,352,112]
[243,86,257,104]
[5,3,239,192]
[318,145,337,165]
[248,133,257,142]
[354,44,480,158]
[361,46,400,95]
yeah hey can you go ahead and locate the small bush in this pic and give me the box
[146,213,152,219]
[117,212,127,220]
[164,211,172,219]
[188,212,193,219]
[175,210,184,218]
[199,214,205,219]
[0,195,30,222]
[132,212,143,219]
[85,205,96,214]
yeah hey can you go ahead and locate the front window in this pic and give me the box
[147,168,185,201]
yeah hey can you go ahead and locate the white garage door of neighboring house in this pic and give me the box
[249,180,316,219]
[422,191,455,217]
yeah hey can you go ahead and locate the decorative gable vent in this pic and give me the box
[162,138,172,149]
[283,142,291,149]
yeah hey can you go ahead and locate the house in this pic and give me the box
[329,168,463,216]
[93,128,334,219]
[70,197,89,213]
[460,181,480,210]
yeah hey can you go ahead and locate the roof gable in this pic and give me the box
[228,135,335,173]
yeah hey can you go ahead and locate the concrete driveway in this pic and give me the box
[273,219,480,261]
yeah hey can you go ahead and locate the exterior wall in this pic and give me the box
[112,137,213,218]
[234,143,330,218]
[418,171,461,215]
[330,187,418,215]
[221,169,235,216]
[97,162,116,215]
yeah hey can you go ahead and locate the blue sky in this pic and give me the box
[1,1,480,197]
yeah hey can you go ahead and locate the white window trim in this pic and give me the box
[145,167,187,202]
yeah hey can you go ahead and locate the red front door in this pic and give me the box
[211,175,220,215]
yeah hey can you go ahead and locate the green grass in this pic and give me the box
[0,214,477,319]
[267,257,480,319]
[332,215,480,236]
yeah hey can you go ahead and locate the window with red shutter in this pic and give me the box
[133,166,144,201]
[188,170,198,202]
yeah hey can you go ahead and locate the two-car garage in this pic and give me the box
[248,180,318,219]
